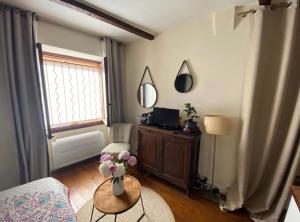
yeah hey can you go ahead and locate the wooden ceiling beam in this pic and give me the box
[50,0,155,40]
[258,0,271,5]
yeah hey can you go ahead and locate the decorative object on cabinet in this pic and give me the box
[203,115,232,192]
[137,125,201,196]
[139,111,154,125]
[137,66,158,108]
[174,60,193,93]
[183,103,200,134]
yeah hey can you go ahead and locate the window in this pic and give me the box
[43,53,105,132]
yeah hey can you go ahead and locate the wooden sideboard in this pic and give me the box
[137,125,201,195]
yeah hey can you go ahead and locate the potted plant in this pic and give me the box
[183,103,200,134]
[99,151,137,196]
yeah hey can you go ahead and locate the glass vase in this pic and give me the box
[112,177,124,196]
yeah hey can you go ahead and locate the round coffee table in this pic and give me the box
[90,175,145,222]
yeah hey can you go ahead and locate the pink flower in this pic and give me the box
[109,164,117,174]
[99,161,112,176]
[118,151,130,161]
[127,156,137,166]
[114,163,126,177]
[100,153,113,163]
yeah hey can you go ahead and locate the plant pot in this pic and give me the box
[112,177,124,196]
[183,119,200,134]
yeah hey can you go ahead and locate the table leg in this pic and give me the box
[95,214,107,222]
[137,195,145,222]
[90,205,95,222]
[114,214,117,222]
[140,195,145,214]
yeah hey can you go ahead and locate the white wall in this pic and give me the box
[38,20,102,57]
[123,8,251,191]
[0,66,20,191]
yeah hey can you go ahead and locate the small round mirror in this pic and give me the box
[137,83,157,108]
[174,74,193,93]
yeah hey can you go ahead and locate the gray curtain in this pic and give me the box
[101,37,124,127]
[223,4,300,222]
[0,4,50,184]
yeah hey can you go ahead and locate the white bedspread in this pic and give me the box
[0,177,76,222]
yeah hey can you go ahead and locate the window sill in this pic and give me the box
[51,120,104,133]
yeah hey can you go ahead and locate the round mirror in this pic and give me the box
[137,83,157,108]
[174,74,193,93]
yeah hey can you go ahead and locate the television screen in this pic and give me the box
[153,107,179,129]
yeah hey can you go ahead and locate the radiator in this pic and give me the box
[52,131,105,169]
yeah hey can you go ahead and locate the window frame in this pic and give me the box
[42,52,105,133]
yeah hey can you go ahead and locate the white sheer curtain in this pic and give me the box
[43,61,104,125]
[224,3,300,222]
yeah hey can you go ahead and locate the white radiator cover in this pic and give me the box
[52,131,105,169]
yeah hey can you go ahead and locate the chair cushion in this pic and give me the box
[101,143,130,155]
[111,124,132,143]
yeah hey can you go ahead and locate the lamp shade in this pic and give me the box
[203,115,232,135]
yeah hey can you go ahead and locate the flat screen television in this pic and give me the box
[153,107,179,129]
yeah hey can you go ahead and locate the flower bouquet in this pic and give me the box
[99,151,137,196]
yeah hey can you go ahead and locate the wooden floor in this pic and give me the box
[52,158,251,222]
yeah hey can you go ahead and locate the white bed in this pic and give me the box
[0,177,76,222]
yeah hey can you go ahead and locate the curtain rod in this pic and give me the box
[237,1,292,17]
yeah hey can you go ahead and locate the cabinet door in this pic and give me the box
[138,129,160,175]
[160,136,191,188]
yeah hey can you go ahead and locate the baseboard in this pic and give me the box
[51,155,99,174]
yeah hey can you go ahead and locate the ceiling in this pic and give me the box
[0,0,255,42]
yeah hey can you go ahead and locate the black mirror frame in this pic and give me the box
[174,60,193,93]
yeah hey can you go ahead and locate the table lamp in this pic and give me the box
[203,115,232,189]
